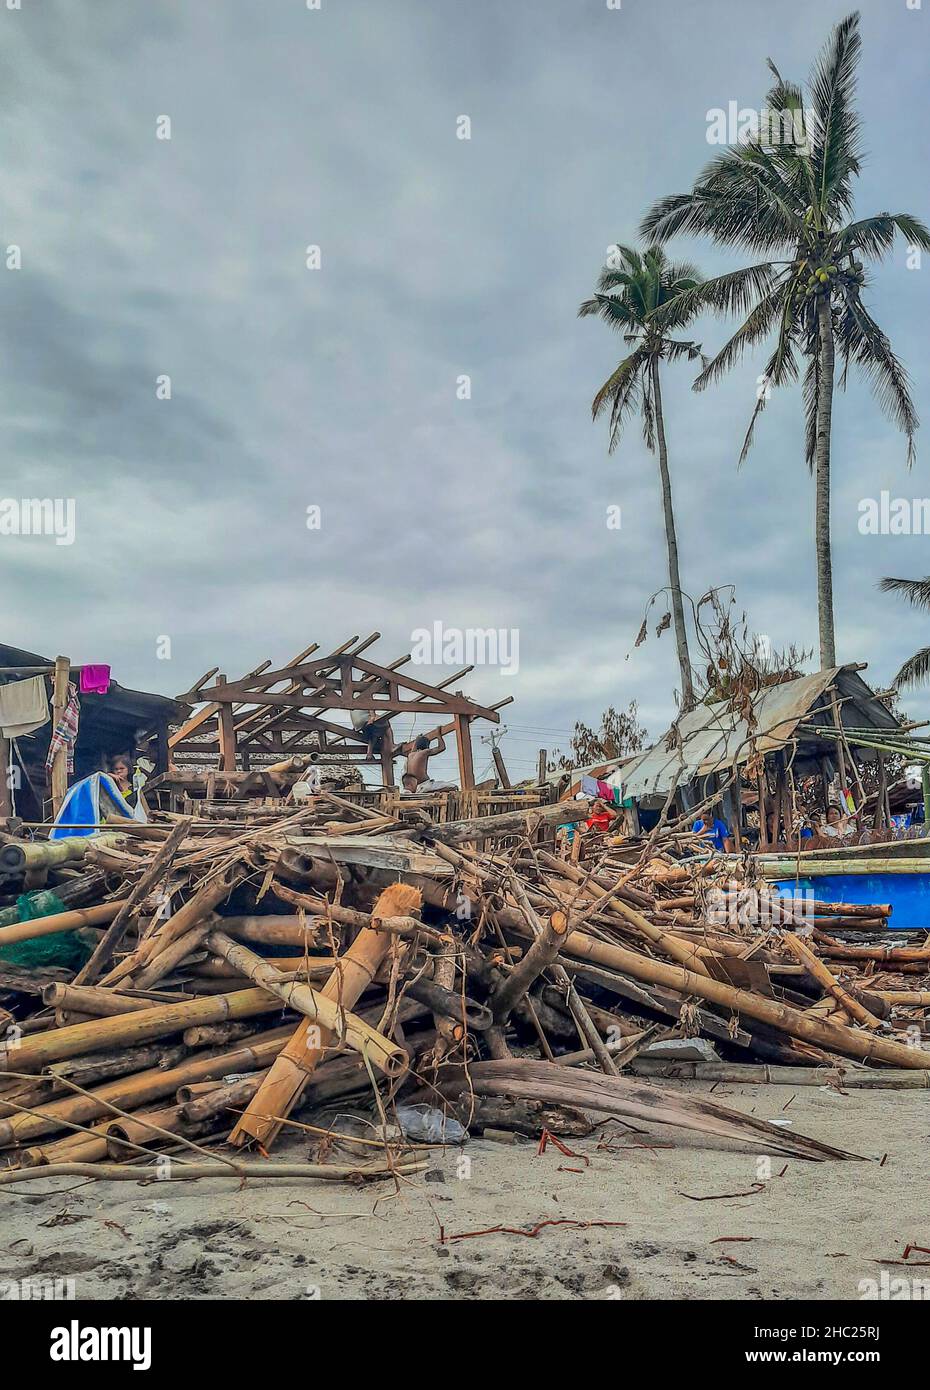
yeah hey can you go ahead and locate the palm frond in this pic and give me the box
[893,647,930,690]
[641,148,804,253]
[879,577,930,688]
[640,192,703,245]
[737,329,800,466]
[578,292,642,333]
[692,286,788,390]
[663,338,704,364]
[837,284,919,464]
[765,64,810,144]
[590,348,648,454]
[842,213,930,261]
[809,11,863,217]
[589,268,638,294]
[879,576,930,610]
[654,262,781,328]
[802,350,820,470]
[885,212,930,251]
[662,260,702,287]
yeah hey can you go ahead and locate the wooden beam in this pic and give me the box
[0,735,11,818]
[174,647,365,704]
[49,656,70,816]
[240,714,371,747]
[0,665,93,676]
[169,645,320,748]
[154,724,169,777]
[216,676,238,772]
[349,656,500,721]
[210,691,483,714]
[262,653,419,750]
[195,654,498,720]
[234,636,389,742]
[455,715,475,790]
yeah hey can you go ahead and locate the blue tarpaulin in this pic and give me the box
[50,772,139,838]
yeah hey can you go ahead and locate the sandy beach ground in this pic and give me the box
[1,1081,927,1301]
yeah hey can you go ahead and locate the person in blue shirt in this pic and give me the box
[692,810,734,853]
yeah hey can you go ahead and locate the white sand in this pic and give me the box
[1,1082,927,1300]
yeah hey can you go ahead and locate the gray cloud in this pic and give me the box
[2,0,928,783]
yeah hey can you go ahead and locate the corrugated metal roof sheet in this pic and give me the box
[618,666,898,800]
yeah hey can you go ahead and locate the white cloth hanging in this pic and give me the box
[0,676,49,739]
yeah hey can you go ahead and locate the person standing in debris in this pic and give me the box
[398,733,446,792]
[350,707,394,761]
[692,807,734,853]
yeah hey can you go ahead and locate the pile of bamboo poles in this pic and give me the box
[0,792,927,1179]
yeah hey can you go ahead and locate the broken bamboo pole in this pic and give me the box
[0,901,124,949]
[205,930,407,1078]
[0,988,283,1073]
[0,1026,294,1147]
[781,933,882,1030]
[74,818,192,986]
[229,882,420,1150]
[491,910,569,1024]
[523,927,930,1070]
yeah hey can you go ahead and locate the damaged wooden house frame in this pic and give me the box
[166,632,513,794]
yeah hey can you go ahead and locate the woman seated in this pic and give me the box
[820,804,850,839]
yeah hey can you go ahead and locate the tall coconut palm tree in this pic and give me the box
[641,11,930,671]
[579,244,704,710]
[879,576,930,687]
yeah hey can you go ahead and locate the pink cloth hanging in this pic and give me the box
[80,665,111,695]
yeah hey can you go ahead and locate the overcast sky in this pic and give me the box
[3,0,929,781]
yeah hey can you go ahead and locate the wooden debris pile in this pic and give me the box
[0,794,927,1181]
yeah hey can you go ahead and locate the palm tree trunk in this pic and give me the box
[650,357,695,710]
[815,296,837,669]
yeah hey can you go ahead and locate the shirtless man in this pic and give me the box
[398,733,446,792]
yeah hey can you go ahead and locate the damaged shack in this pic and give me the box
[0,644,182,824]
[613,663,917,850]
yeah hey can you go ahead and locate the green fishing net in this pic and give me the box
[0,890,93,971]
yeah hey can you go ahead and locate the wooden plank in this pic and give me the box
[218,692,480,714]
[235,637,394,742]
[286,834,453,877]
[380,741,396,789]
[351,656,500,721]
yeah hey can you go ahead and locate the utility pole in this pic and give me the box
[480,726,511,789]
